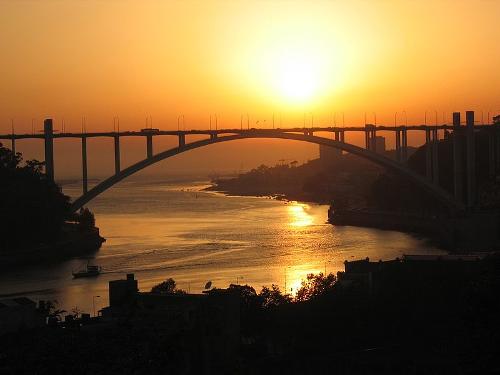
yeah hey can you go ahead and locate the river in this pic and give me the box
[0,179,446,314]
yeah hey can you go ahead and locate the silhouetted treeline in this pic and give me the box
[0,143,95,252]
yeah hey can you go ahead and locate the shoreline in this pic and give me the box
[206,182,499,252]
[0,223,106,267]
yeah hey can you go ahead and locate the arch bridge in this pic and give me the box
[2,111,499,213]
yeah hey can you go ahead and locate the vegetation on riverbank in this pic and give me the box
[0,143,104,257]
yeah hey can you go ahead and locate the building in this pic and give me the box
[101,274,240,373]
[337,254,484,294]
[0,297,43,336]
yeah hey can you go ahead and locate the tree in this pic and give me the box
[0,143,71,251]
[295,273,337,302]
[76,207,95,231]
[258,284,292,308]
[151,278,186,294]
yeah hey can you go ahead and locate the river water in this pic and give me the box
[0,179,446,314]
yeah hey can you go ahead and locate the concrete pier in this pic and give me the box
[425,129,432,181]
[114,135,121,175]
[44,119,55,181]
[452,112,463,202]
[395,129,401,162]
[179,133,185,147]
[466,111,476,207]
[146,135,153,159]
[11,138,15,156]
[497,124,500,172]
[432,128,439,185]
[489,128,496,178]
[82,137,88,194]
[401,127,408,162]
[364,125,370,150]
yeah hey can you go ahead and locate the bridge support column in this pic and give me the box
[364,126,370,150]
[488,128,496,178]
[466,111,476,207]
[401,127,408,162]
[452,112,463,202]
[432,128,439,185]
[425,129,432,181]
[44,119,55,181]
[82,137,88,194]
[114,135,121,174]
[395,129,401,162]
[146,135,153,159]
[178,134,185,147]
[496,124,500,173]
[340,130,345,143]
[11,138,16,156]
[370,128,377,151]
[334,131,339,142]
[210,133,217,140]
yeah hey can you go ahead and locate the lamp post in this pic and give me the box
[92,295,100,317]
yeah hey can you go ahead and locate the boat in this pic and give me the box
[72,262,102,278]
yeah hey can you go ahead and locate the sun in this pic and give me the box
[278,56,319,102]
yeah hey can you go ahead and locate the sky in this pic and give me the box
[0,0,499,180]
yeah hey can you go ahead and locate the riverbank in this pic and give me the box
[329,208,500,252]
[0,222,105,267]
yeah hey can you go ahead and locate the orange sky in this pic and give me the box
[1,0,499,179]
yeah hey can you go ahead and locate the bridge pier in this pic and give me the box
[210,132,217,140]
[114,135,121,174]
[497,124,500,173]
[82,137,88,194]
[334,130,340,142]
[401,127,408,162]
[146,135,153,159]
[11,138,16,156]
[340,130,345,143]
[178,133,185,147]
[425,128,432,181]
[395,129,401,162]
[432,128,439,185]
[488,128,496,178]
[364,124,376,151]
[44,119,55,181]
[452,112,463,202]
[466,111,476,207]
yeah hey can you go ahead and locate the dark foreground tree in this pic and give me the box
[150,278,186,294]
[295,272,336,302]
[0,143,71,251]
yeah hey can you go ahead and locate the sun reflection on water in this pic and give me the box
[288,202,314,227]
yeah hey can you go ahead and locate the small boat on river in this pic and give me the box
[72,263,101,278]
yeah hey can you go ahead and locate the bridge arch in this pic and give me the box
[70,132,464,212]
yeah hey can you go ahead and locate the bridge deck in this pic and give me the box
[0,124,494,140]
